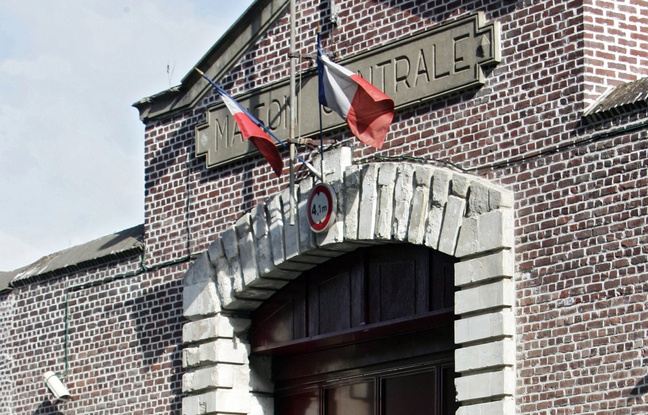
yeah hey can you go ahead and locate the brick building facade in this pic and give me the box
[1,0,647,414]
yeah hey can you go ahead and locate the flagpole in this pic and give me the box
[289,0,297,225]
[317,28,324,183]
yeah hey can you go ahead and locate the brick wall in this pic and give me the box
[584,0,648,103]
[0,292,12,414]
[514,126,648,413]
[3,0,647,414]
[140,3,648,413]
[6,256,189,414]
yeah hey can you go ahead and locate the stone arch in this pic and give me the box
[181,147,515,415]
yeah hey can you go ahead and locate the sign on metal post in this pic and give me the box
[307,183,336,233]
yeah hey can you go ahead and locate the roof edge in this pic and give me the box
[583,77,648,124]
[133,0,290,122]
[3,224,145,292]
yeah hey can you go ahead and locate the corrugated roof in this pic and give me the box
[1,224,144,292]
[584,77,648,123]
[0,272,12,295]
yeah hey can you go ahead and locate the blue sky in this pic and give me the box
[0,0,254,270]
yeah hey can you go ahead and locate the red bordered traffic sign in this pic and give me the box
[307,183,336,233]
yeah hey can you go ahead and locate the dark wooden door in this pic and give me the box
[251,244,458,415]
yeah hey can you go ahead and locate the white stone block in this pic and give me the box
[215,256,235,307]
[455,338,515,373]
[438,195,465,255]
[451,173,470,197]
[183,253,220,321]
[221,227,239,261]
[431,169,451,206]
[343,165,362,240]
[196,338,250,365]
[298,178,315,253]
[236,214,259,289]
[467,180,490,216]
[182,394,204,415]
[455,279,514,316]
[281,187,300,260]
[456,397,516,415]
[182,390,252,415]
[392,164,414,241]
[424,206,444,249]
[407,166,433,245]
[182,315,236,345]
[252,205,276,277]
[207,238,226,264]
[454,309,515,344]
[455,368,514,402]
[358,164,379,240]
[455,209,514,258]
[489,187,514,210]
[213,389,253,414]
[183,279,220,320]
[455,250,514,287]
[266,193,286,266]
[183,346,199,368]
[183,365,234,392]
[375,163,397,239]
[312,146,352,186]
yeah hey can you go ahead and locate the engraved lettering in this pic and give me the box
[252,102,266,124]
[195,13,500,168]
[214,117,228,151]
[433,43,450,79]
[267,98,283,130]
[415,49,430,86]
[229,117,243,147]
[283,96,290,129]
[454,34,470,73]
[374,60,390,92]
[394,56,411,92]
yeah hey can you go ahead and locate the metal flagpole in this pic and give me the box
[317,28,324,183]
[289,0,297,225]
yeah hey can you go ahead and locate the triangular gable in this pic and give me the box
[133,0,289,122]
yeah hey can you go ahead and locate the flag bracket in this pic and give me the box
[288,53,316,61]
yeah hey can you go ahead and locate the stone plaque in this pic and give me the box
[196,12,500,168]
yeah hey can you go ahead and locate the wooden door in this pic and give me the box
[251,244,458,415]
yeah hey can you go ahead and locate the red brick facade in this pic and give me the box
[2,1,647,414]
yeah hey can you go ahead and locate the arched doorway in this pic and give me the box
[181,151,515,415]
[251,243,459,415]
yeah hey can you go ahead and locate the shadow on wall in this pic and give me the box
[123,278,186,413]
[33,399,64,415]
[628,374,648,400]
[86,276,186,414]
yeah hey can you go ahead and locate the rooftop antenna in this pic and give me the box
[167,61,175,87]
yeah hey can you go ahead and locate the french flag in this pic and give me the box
[220,91,283,178]
[318,43,394,149]
[195,68,283,177]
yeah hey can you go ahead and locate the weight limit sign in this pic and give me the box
[307,183,337,233]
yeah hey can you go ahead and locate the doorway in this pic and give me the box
[251,244,458,415]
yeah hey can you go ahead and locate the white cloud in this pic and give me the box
[0,0,254,271]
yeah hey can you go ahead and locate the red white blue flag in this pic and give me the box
[219,93,283,177]
[318,41,394,149]
[196,69,283,177]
